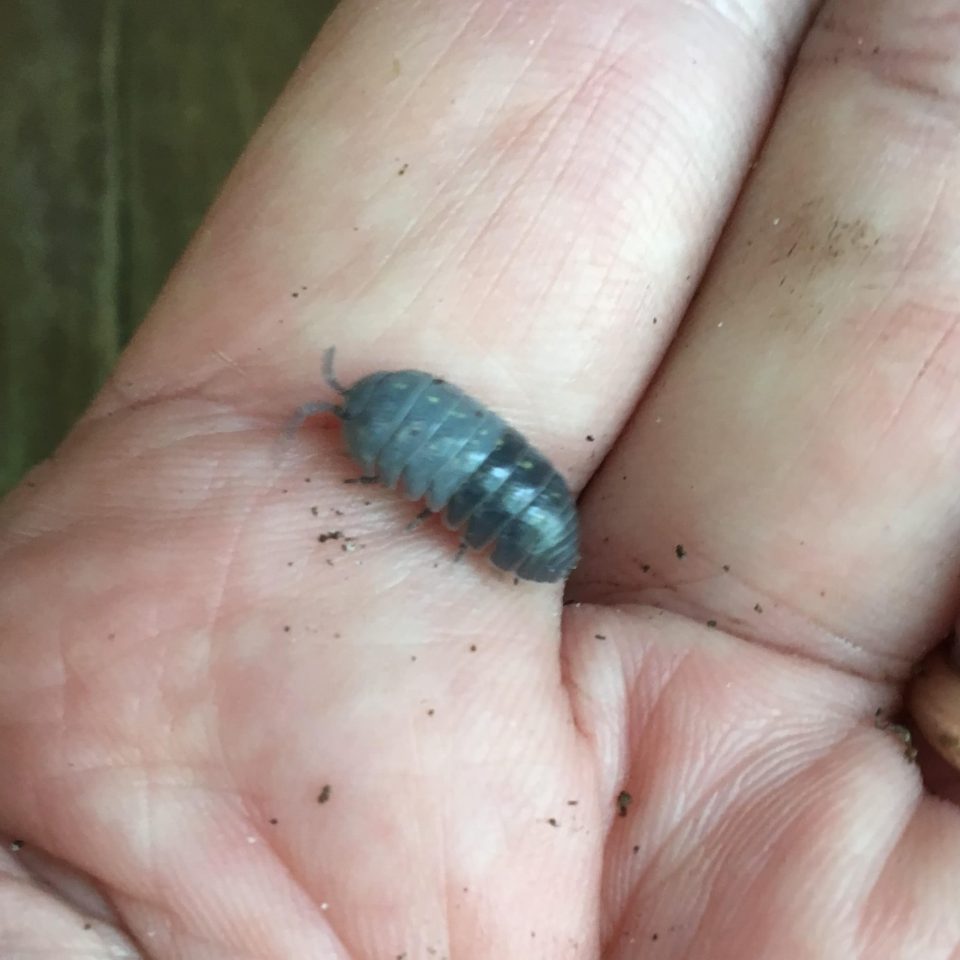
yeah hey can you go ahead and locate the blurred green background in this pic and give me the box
[1,0,338,495]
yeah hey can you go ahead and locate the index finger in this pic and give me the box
[89,1,810,501]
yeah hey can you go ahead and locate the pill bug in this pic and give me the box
[291,349,580,583]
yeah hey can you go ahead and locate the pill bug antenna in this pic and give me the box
[283,347,347,440]
[323,346,347,395]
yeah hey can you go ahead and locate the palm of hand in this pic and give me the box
[3,4,960,958]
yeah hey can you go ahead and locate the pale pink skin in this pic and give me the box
[2,2,960,958]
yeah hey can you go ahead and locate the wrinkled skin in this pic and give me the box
[3,2,960,958]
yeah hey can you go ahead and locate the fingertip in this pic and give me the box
[908,646,960,772]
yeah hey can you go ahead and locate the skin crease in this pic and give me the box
[2,0,960,957]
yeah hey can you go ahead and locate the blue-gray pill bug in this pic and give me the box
[290,348,580,583]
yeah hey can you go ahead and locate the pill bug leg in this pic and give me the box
[405,507,433,532]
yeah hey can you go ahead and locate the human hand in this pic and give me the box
[3,2,960,958]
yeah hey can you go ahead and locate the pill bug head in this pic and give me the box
[320,349,437,476]
[288,348,421,476]
[284,347,349,434]
[287,347,373,426]
[337,371,401,475]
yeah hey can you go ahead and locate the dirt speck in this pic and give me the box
[616,790,632,817]
[675,544,686,559]
[875,719,918,764]
[706,620,717,629]
[546,817,559,827]
[310,506,319,516]
[269,818,278,825]
[754,603,763,613]
[318,530,343,543]
[317,785,332,804]
[586,435,595,442]
[595,634,607,640]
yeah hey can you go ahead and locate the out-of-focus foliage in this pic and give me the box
[1,0,337,494]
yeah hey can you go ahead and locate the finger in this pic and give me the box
[910,650,960,761]
[564,605,960,957]
[909,643,960,784]
[573,0,960,681]
[86,0,814,489]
